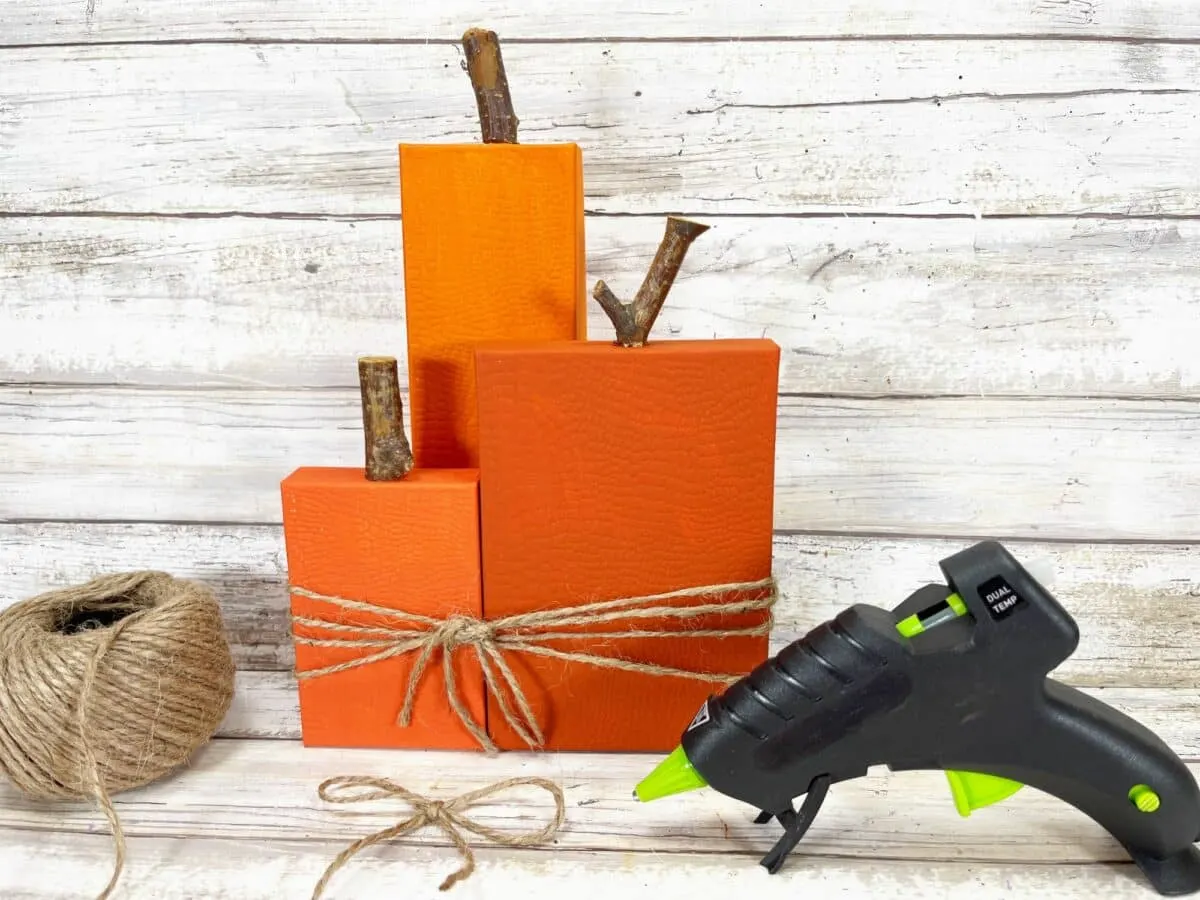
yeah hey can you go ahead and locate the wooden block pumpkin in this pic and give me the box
[280,358,486,750]
[399,29,587,469]
[474,218,780,752]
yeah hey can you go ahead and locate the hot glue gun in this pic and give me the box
[635,540,1200,895]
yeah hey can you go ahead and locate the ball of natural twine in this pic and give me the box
[0,571,236,899]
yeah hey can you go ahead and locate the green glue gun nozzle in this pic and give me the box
[634,541,1200,896]
[635,745,707,802]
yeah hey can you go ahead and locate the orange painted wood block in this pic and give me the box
[475,339,780,751]
[399,143,587,469]
[280,466,485,750]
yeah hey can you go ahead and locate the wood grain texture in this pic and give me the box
[222,671,305,738]
[5,0,1198,42]
[3,524,1197,688]
[7,216,1200,398]
[3,387,1197,539]
[2,738,1198,865]
[4,41,1200,215]
[0,828,1168,900]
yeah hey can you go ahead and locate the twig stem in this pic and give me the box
[463,28,519,144]
[358,357,414,481]
[592,216,711,347]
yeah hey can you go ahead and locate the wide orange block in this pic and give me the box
[399,143,587,469]
[475,339,780,751]
[280,466,485,750]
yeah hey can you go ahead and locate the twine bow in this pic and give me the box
[290,577,777,752]
[310,775,565,897]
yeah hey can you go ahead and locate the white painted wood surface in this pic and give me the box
[6,215,1200,396]
[1,739,1197,896]
[4,386,1198,538]
[4,41,1200,215]
[0,830,1166,900]
[215,671,1199,750]
[5,0,1199,41]
[2,3,1197,897]
[4,525,1198,688]
[5,739,1198,862]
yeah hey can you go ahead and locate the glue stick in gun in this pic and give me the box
[635,540,1200,896]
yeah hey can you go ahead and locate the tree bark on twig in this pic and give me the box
[463,28,519,144]
[358,356,414,481]
[593,216,711,347]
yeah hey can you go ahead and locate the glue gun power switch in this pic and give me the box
[635,540,1200,896]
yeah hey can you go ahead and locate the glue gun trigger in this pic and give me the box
[757,774,832,875]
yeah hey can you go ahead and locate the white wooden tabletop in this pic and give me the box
[2,2,1198,897]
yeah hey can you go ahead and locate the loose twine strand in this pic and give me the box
[77,617,132,900]
[310,776,565,898]
[289,577,777,752]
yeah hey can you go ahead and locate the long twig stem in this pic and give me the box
[463,28,519,144]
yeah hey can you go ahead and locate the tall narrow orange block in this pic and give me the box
[280,467,485,749]
[475,339,780,751]
[399,143,587,469]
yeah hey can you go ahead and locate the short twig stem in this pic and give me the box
[358,356,414,481]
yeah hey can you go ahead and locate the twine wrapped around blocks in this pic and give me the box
[290,577,778,752]
[0,571,237,900]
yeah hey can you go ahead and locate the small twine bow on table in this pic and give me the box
[311,775,565,898]
[289,577,778,752]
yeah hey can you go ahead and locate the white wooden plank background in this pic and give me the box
[4,387,1197,538]
[4,526,1199,688]
[215,672,1200,750]
[2,1,1198,897]
[4,41,1200,215]
[5,0,1198,41]
[5,215,1199,396]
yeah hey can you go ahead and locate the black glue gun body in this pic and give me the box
[673,541,1200,895]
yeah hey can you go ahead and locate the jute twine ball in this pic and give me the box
[0,571,236,899]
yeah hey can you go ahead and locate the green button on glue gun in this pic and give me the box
[635,540,1200,895]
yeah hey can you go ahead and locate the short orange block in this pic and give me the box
[399,143,587,469]
[475,339,780,751]
[280,467,485,750]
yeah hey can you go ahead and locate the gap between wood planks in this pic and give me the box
[0,833,1166,900]
[6,0,1200,43]
[682,87,1198,114]
[0,821,1159,869]
[6,34,1200,49]
[5,518,1200,546]
[6,386,1200,404]
[11,210,1200,221]
[0,822,1152,876]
